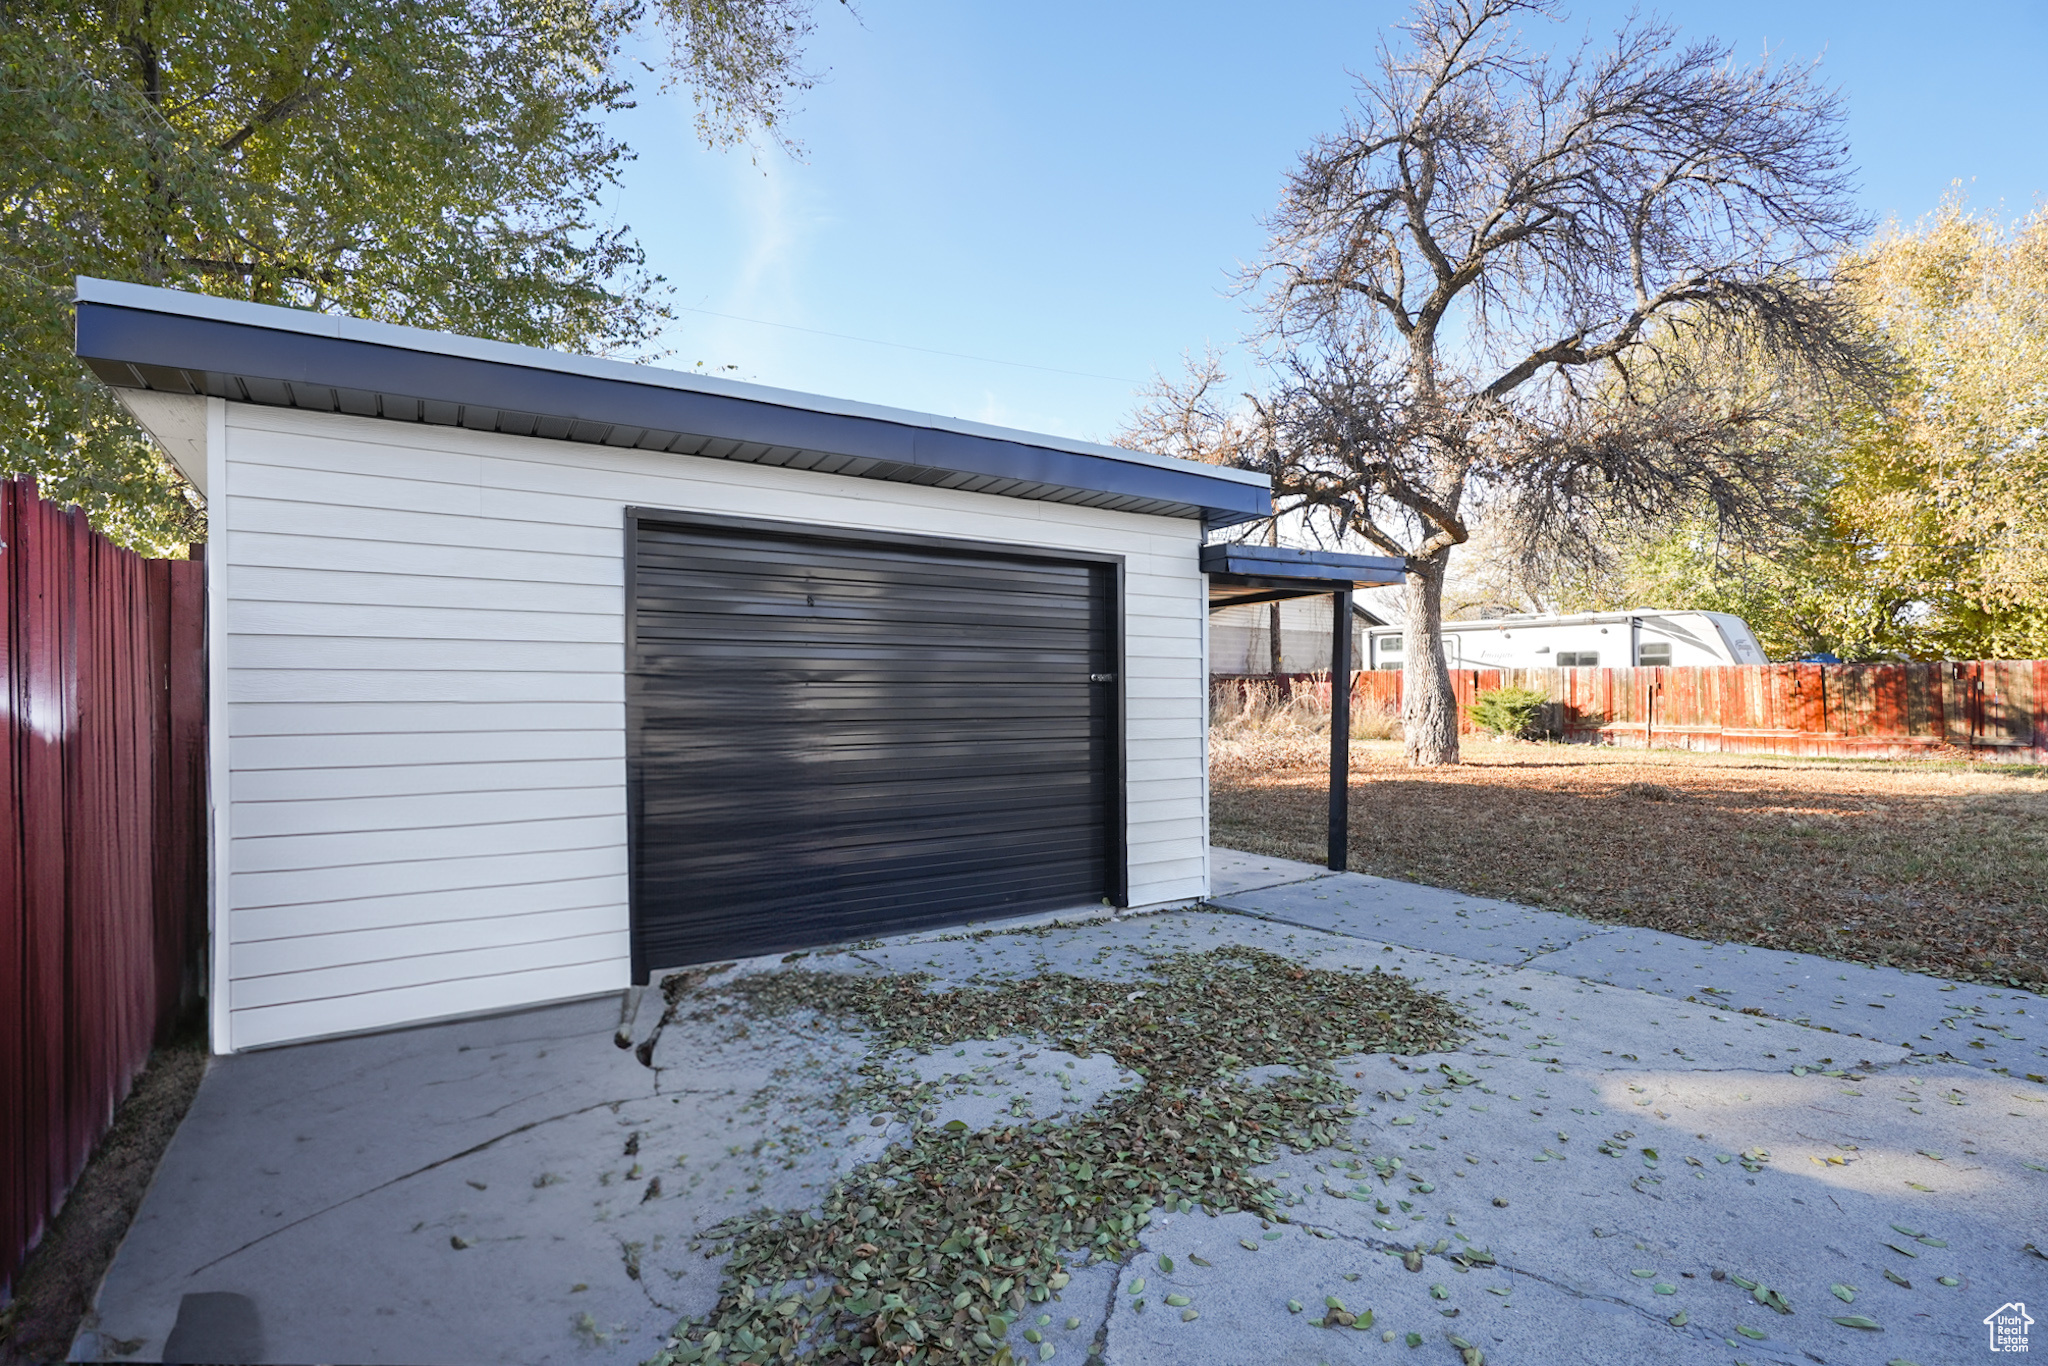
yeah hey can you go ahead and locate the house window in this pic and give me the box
[1556,651,1599,668]
[1638,642,1672,667]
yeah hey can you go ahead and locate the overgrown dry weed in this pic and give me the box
[1209,676,1401,747]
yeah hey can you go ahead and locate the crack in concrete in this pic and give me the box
[457,1081,608,1124]
[1285,1218,1702,1338]
[1213,902,1633,975]
[1216,893,2038,1078]
[186,1098,631,1275]
[240,1026,635,1114]
[615,1235,688,1315]
[1050,1256,1121,1358]
[631,964,739,1070]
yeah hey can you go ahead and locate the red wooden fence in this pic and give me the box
[1224,661,2048,762]
[2,478,206,1303]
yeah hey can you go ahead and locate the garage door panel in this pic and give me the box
[634,705,1099,736]
[636,815,1104,881]
[635,588,1094,626]
[640,846,1105,913]
[639,775,1107,835]
[631,623,1095,659]
[635,704,1100,733]
[633,703,1100,738]
[633,847,1106,968]
[635,605,1093,643]
[638,759,1102,807]
[628,516,1118,972]
[632,833,1106,967]
[633,543,1094,597]
[634,574,1098,621]
[638,749,1105,778]
[632,581,1098,619]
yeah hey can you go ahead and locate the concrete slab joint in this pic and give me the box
[73,848,2045,1365]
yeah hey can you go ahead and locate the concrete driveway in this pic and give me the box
[77,850,2048,1364]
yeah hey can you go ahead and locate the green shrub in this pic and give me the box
[1468,685,1549,738]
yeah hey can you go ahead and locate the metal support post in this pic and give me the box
[1328,587,1352,870]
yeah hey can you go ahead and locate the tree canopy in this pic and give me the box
[1,0,834,553]
[1524,197,2048,662]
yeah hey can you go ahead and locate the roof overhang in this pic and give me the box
[73,278,1272,531]
[1201,542,1405,609]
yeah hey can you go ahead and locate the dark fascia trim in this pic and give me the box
[1207,584,1391,622]
[1207,585,1332,609]
[76,301,1272,531]
[1199,542,1406,586]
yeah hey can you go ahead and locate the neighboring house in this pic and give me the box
[1363,610,1769,672]
[75,277,1399,1053]
[1209,596,1388,676]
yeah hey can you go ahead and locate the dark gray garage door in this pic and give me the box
[626,512,1121,977]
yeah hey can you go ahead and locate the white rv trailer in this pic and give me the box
[1363,610,1768,671]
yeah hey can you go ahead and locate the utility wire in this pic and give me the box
[669,304,1143,385]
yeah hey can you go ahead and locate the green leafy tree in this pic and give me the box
[2,0,834,553]
[1548,197,2048,661]
[1832,196,2048,658]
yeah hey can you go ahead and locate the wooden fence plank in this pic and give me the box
[1216,656,2048,762]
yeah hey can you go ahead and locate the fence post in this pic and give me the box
[2037,659,2048,760]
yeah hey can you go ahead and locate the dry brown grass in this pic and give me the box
[1212,738,2048,988]
[1210,676,1402,746]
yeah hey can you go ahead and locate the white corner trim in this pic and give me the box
[205,396,232,1053]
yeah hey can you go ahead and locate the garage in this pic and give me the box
[75,275,1302,1052]
[627,511,1121,973]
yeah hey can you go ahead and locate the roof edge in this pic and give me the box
[1199,542,1405,587]
[1417,609,1729,630]
[73,276,1267,491]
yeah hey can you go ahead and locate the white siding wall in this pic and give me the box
[215,404,1210,1050]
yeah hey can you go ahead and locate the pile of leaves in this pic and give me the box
[652,945,1466,1365]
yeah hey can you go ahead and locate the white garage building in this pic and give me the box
[76,277,1397,1053]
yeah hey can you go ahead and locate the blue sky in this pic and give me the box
[601,0,2048,445]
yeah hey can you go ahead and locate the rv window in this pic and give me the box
[1556,651,1599,668]
[1379,637,1404,653]
[1638,642,1672,667]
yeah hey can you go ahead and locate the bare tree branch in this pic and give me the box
[1201,0,1884,765]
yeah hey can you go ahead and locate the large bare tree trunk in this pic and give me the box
[1401,554,1461,766]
